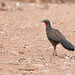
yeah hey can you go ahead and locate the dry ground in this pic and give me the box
[0,1,75,75]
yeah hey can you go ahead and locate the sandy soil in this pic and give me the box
[0,1,75,75]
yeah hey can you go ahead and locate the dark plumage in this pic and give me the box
[60,38,74,51]
[42,19,75,56]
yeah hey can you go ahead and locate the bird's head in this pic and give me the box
[41,19,50,26]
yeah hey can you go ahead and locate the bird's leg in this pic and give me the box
[53,46,57,56]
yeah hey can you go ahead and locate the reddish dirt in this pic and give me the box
[0,1,75,75]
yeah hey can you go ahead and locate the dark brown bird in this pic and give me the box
[42,19,75,56]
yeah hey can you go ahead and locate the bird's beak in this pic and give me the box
[41,20,45,23]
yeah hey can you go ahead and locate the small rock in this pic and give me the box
[1,2,5,7]
[70,56,75,60]
[17,74,22,75]
[0,44,3,48]
[0,31,4,34]
[18,58,25,62]
[32,64,44,69]
[19,50,24,54]
[18,68,35,71]
[0,68,2,70]
[2,61,19,65]
[18,7,23,11]
[16,2,20,7]
[22,73,26,75]
[24,46,26,48]
[4,24,8,26]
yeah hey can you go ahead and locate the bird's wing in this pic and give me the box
[48,29,64,42]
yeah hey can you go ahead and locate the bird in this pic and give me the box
[42,19,75,56]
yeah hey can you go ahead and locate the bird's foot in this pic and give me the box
[53,50,57,56]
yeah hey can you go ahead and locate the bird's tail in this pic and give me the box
[60,38,75,51]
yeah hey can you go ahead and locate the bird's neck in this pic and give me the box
[46,23,52,30]
[46,23,52,34]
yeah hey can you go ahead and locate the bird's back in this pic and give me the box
[46,25,64,42]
